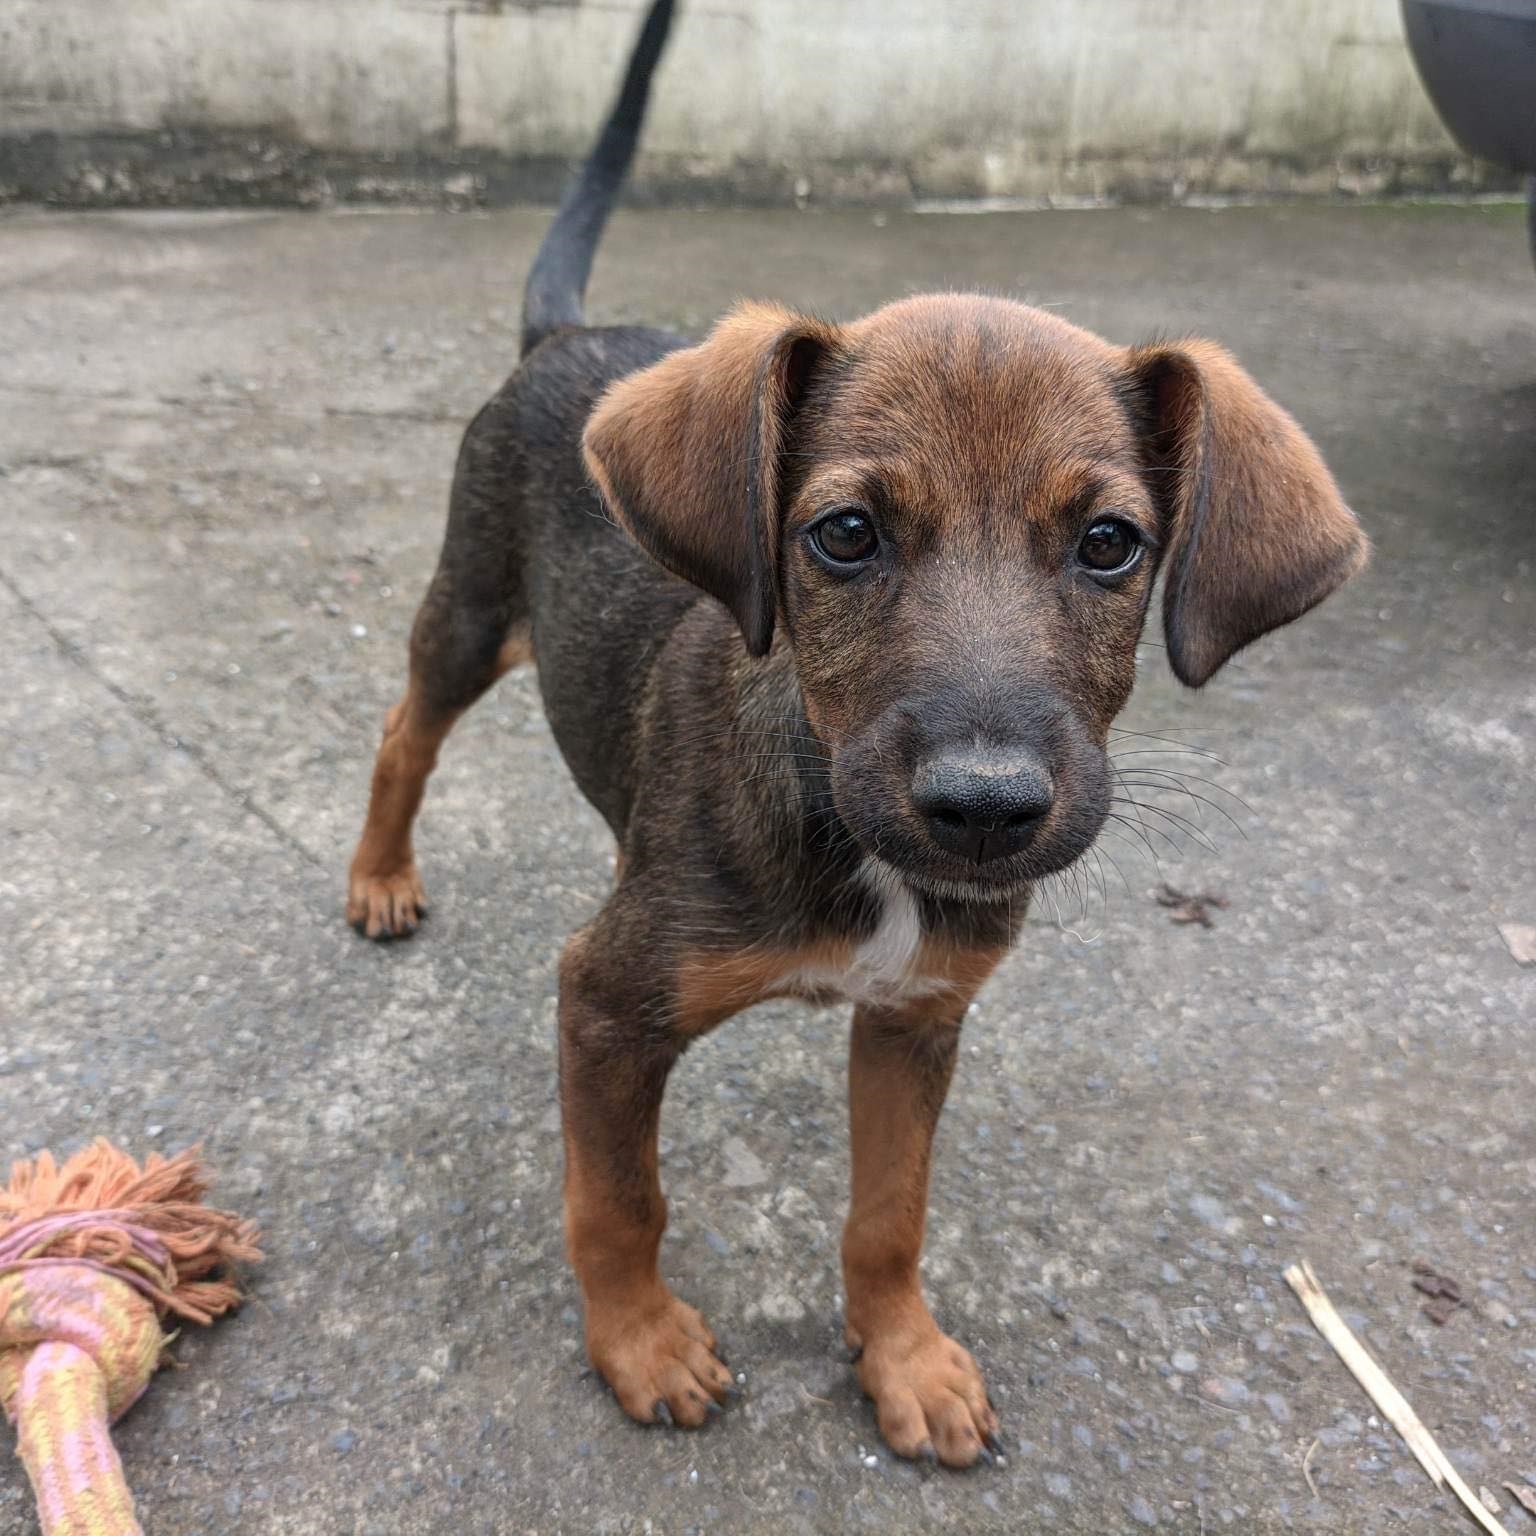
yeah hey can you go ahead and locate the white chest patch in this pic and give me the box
[782,866,952,1008]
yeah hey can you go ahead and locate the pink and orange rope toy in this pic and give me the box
[0,1140,260,1536]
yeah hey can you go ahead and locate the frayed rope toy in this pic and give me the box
[0,1140,261,1536]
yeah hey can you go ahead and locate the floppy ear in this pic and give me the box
[582,301,837,657]
[1125,340,1369,687]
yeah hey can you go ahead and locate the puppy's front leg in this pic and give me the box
[843,999,1001,1467]
[558,926,735,1428]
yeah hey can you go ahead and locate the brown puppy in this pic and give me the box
[347,0,1366,1467]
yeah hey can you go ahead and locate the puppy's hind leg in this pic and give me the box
[347,567,530,941]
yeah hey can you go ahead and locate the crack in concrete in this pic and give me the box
[0,380,460,426]
[0,561,325,871]
[446,8,459,150]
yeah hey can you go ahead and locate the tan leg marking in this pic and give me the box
[495,628,534,676]
[346,688,454,939]
[672,940,854,1035]
[346,623,531,939]
[843,985,1003,1467]
[560,929,734,1428]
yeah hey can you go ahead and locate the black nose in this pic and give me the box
[912,752,1055,864]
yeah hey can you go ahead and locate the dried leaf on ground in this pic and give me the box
[1421,1294,1460,1326]
[1156,883,1229,929]
[1411,1259,1465,1325]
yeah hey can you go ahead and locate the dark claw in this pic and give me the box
[976,1446,996,1467]
[705,1400,723,1418]
[984,1432,1006,1456]
[917,1442,938,1464]
[653,1400,673,1427]
[722,1383,743,1403]
[848,1345,864,1365]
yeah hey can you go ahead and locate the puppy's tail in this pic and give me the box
[520,0,676,358]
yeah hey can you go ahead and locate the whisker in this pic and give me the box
[737,764,835,787]
[1091,839,1134,897]
[729,752,838,768]
[1108,727,1226,761]
[1109,796,1219,854]
[1114,766,1256,821]
[1042,870,1102,944]
[657,724,834,754]
[1105,808,1182,857]
[1114,775,1250,839]
[1109,746,1226,766]
[1109,763,1163,855]
[1096,821,1160,873]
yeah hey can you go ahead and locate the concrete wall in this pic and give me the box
[0,0,1480,205]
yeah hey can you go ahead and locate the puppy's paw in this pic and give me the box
[347,863,427,941]
[851,1319,999,1468]
[588,1291,736,1429]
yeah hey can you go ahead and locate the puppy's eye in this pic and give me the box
[1077,518,1142,575]
[810,510,880,566]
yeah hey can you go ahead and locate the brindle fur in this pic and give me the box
[346,0,1367,1468]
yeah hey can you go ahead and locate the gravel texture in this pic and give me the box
[1,200,1533,1534]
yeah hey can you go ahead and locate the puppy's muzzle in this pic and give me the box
[911,750,1055,865]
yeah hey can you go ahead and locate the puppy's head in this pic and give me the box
[584,295,1367,901]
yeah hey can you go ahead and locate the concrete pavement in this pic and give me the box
[1,200,1533,1534]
